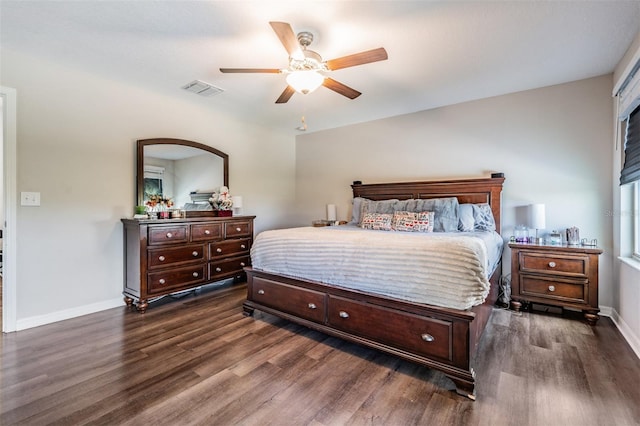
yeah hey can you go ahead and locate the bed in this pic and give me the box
[243,175,505,400]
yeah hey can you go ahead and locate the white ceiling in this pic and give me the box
[2,1,639,134]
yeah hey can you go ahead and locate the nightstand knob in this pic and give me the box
[159,278,166,285]
[548,261,556,268]
[192,272,199,278]
[257,289,265,295]
[308,303,317,309]
[215,267,222,272]
[548,285,556,292]
[236,227,242,232]
[241,244,246,249]
[216,248,222,253]
[192,251,199,257]
[421,333,435,342]
[339,311,350,319]
[240,262,246,267]
[158,256,165,262]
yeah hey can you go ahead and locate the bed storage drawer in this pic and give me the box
[251,277,326,323]
[327,295,453,362]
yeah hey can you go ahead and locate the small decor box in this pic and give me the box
[217,210,233,217]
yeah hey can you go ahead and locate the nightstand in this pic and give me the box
[509,243,603,325]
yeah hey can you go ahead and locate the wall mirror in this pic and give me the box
[136,138,229,208]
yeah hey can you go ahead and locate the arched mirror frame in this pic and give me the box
[136,138,229,207]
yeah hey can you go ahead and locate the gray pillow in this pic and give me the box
[403,197,459,232]
[458,203,475,232]
[472,203,496,232]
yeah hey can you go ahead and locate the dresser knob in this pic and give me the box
[421,333,435,342]
[216,267,222,272]
[192,272,199,278]
[258,289,265,295]
[159,278,166,285]
[204,229,210,235]
[548,285,556,292]
[339,311,349,319]
[236,227,242,232]
[548,261,556,268]
[166,232,173,238]
[158,255,165,262]
[308,303,317,309]
[216,248,222,253]
[240,262,245,267]
[240,244,246,249]
[192,251,199,257]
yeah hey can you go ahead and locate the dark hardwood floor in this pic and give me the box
[1,282,639,426]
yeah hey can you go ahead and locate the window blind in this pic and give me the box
[621,104,640,185]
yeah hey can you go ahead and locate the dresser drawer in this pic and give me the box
[147,244,205,269]
[251,276,326,323]
[520,275,587,304]
[209,256,250,279]
[148,225,189,245]
[327,296,453,362]
[191,223,222,242]
[147,265,206,294]
[225,221,252,238]
[519,252,588,277]
[210,238,250,259]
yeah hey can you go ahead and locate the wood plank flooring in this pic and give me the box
[1,282,639,426]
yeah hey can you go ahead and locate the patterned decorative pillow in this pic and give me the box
[472,203,496,232]
[361,212,393,230]
[392,211,434,232]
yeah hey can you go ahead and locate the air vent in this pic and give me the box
[181,80,224,97]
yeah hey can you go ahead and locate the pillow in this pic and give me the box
[361,212,393,230]
[458,203,475,232]
[352,198,400,224]
[392,211,434,232]
[403,197,459,232]
[472,203,496,232]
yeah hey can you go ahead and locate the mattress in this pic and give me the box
[250,225,504,310]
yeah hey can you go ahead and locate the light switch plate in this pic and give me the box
[21,191,41,206]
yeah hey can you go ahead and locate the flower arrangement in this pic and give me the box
[145,194,174,210]
[209,186,233,211]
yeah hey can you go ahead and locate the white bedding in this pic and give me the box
[250,225,504,310]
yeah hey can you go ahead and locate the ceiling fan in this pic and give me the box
[220,21,388,104]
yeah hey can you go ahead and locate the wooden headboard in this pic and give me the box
[351,175,505,233]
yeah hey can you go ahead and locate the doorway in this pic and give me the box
[1,86,17,332]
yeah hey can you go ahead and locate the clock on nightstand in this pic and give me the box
[509,242,603,325]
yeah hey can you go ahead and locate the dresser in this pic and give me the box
[509,243,603,325]
[122,216,255,312]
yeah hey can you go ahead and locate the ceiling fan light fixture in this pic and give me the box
[286,70,325,94]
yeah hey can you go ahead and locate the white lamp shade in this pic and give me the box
[232,195,243,209]
[286,70,325,94]
[327,204,337,221]
[528,204,546,230]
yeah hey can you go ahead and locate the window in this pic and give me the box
[634,181,640,261]
[621,105,640,261]
[143,165,164,202]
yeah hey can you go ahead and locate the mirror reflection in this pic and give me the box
[137,138,229,209]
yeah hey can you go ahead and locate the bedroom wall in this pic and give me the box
[0,48,297,328]
[295,75,615,311]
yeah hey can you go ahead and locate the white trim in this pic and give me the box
[609,308,640,361]
[15,297,124,331]
[619,255,640,272]
[1,86,17,333]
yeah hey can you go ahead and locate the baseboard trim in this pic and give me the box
[15,298,124,331]
[609,308,640,360]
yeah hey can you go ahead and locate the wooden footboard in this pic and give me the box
[243,263,500,400]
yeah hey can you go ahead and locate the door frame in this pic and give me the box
[1,86,17,332]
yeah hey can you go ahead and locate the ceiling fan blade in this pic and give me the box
[325,47,388,71]
[219,68,281,73]
[322,78,361,99]
[275,86,296,104]
[269,21,304,60]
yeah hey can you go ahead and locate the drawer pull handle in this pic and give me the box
[215,267,222,272]
[421,333,435,342]
[166,232,173,238]
[216,248,222,253]
[158,255,165,262]
[308,303,317,309]
[236,227,242,232]
[548,285,556,292]
[204,229,210,235]
[258,289,265,295]
[548,261,556,268]
[192,251,199,257]
[240,262,246,267]
[241,244,246,249]
[159,278,166,285]
[339,311,349,319]
[192,272,199,278]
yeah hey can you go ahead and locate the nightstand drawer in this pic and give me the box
[520,275,587,304]
[519,252,588,277]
